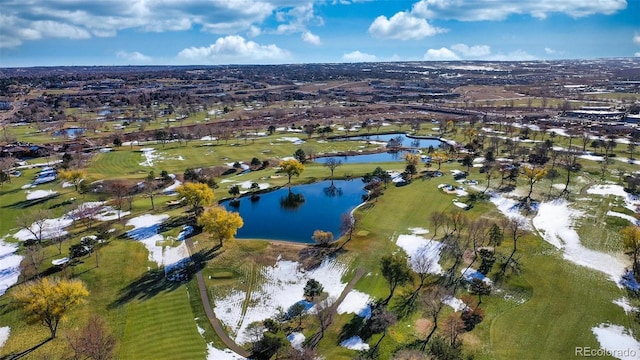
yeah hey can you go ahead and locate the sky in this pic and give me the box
[0,0,639,67]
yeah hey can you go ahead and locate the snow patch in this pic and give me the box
[25,189,58,200]
[613,298,638,314]
[532,200,627,285]
[125,214,190,276]
[214,258,360,345]
[0,327,9,348]
[607,211,638,225]
[592,324,640,360]
[0,237,22,296]
[139,148,160,167]
[408,227,429,235]
[337,290,371,315]
[287,332,305,351]
[489,193,530,228]
[396,233,444,274]
[206,343,246,360]
[162,179,182,194]
[443,296,468,312]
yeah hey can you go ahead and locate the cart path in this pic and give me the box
[185,238,251,358]
[186,237,366,357]
[331,267,367,313]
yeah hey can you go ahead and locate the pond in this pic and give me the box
[221,180,366,243]
[317,151,412,164]
[336,133,443,149]
[53,127,86,137]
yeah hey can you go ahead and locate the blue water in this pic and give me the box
[221,180,366,243]
[53,128,86,137]
[336,133,443,149]
[318,151,410,164]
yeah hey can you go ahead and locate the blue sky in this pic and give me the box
[0,0,638,67]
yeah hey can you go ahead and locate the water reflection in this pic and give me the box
[280,191,306,211]
[323,181,343,197]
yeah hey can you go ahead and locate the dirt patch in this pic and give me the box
[251,240,307,266]
[414,318,433,337]
[462,249,475,265]
[455,85,528,102]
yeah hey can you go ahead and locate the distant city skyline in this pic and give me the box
[1,0,639,67]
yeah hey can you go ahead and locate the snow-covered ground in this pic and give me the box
[287,332,305,351]
[396,231,444,275]
[0,237,22,296]
[488,193,530,228]
[613,298,638,314]
[592,324,640,360]
[453,201,469,209]
[587,184,640,214]
[532,199,627,285]
[443,296,468,312]
[278,137,305,145]
[139,148,157,167]
[337,290,370,315]
[607,211,638,225]
[13,216,72,241]
[25,189,57,200]
[0,326,9,348]
[206,344,246,360]
[214,257,365,345]
[125,214,190,274]
[162,179,182,194]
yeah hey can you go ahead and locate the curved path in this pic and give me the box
[186,237,367,357]
[185,238,251,358]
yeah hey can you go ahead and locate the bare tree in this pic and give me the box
[21,243,44,280]
[16,209,52,243]
[430,211,446,239]
[66,315,116,360]
[420,285,447,350]
[105,180,129,219]
[323,158,342,179]
[339,212,355,246]
[500,217,526,276]
[309,297,335,347]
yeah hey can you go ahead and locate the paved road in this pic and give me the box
[185,239,251,358]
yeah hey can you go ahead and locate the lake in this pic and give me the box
[336,133,443,149]
[53,128,86,137]
[317,151,411,164]
[221,180,366,243]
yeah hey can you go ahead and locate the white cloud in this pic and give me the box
[544,47,556,54]
[342,51,377,62]
[116,50,152,63]
[32,21,91,40]
[635,52,640,57]
[634,32,640,45]
[451,43,491,57]
[177,35,290,64]
[274,3,322,34]
[247,25,262,38]
[0,0,281,47]
[423,47,460,60]
[412,0,627,21]
[301,31,321,45]
[488,49,537,61]
[369,11,444,40]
